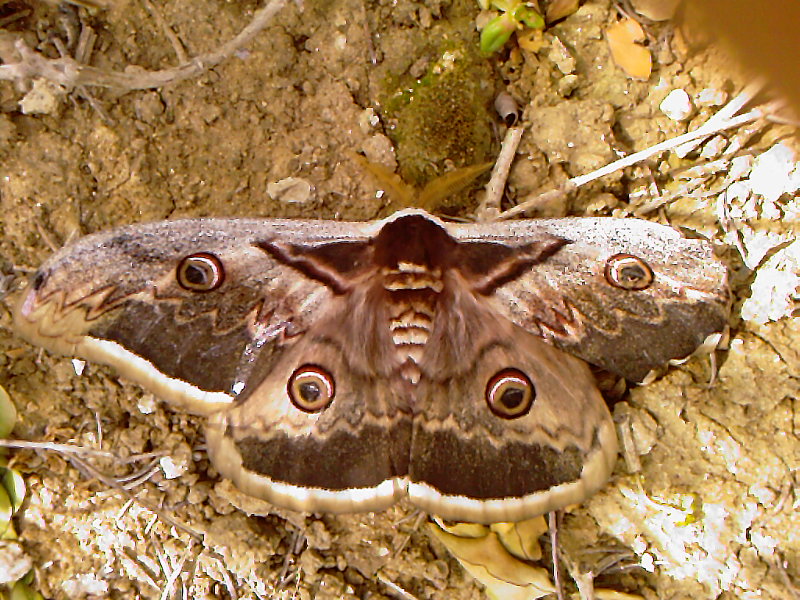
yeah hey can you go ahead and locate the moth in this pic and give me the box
[15,209,729,523]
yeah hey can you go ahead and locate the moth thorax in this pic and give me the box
[383,262,440,384]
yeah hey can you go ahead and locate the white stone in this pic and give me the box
[696,87,728,107]
[358,107,380,133]
[266,177,314,204]
[699,135,728,160]
[0,541,32,585]
[71,358,85,376]
[159,455,187,479]
[741,239,800,324]
[728,154,754,182]
[749,142,800,203]
[659,89,693,121]
[61,573,109,597]
[137,394,156,415]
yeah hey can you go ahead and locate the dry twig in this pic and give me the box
[0,437,164,462]
[69,454,204,541]
[549,511,566,600]
[496,83,772,220]
[0,0,287,91]
[477,125,524,221]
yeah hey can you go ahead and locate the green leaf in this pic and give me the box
[10,581,45,600]
[513,6,544,29]
[0,521,17,541]
[20,569,35,586]
[480,13,517,54]
[0,484,13,538]
[0,386,16,439]
[1,468,25,513]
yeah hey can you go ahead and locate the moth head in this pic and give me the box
[176,252,225,292]
[288,364,336,413]
[604,253,654,291]
[32,268,50,292]
[485,368,535,419]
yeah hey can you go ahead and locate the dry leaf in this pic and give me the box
[428,521,555,600]
[518,29,545,52]
[546,0,580,23]
[606,18,652,80]
[490,517,548,561]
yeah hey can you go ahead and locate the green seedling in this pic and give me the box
[0,484,12,539]
[0,385,19,540]
[1,467,24,516]
[478,0,545,53]
[0,386,15,440]
[0,386,40,599]
[10,579,44,600]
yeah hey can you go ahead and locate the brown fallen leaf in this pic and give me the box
[490,517,548,562]
[546,0,580,23]
[428,519,555,600]
[606,18,652,80]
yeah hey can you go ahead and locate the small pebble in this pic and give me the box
[696,87,728,107]
[728,154,754,181]
[19,78,65,115]
[659,88,693,121]
[548,35,575,75]
[133,91,165,123]
[749,143,800,202]
[361,133,397,170]
[137,394,157,415]
[160,455,187,480]
[699,135,728,160]
[267,177,314,204]
[557,74,579,97]
[0,541,32,585]
[62,574,108,597]
[358,107,380,133]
